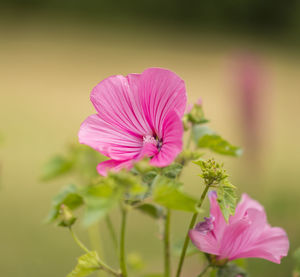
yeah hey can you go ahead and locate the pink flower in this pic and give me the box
[189,191,289,264]
[78,68,186,176]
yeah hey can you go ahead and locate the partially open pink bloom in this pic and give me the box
[189,191,289,264]
[78,68,186,176]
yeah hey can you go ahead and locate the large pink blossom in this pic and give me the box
[189,191,289,264]
[78,68,186,176]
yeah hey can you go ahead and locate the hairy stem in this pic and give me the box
[175,185,210,277]
[164,209,171,277]
[120,207,128,277]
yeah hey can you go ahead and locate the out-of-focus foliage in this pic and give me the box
[293,248,300,276]
[2,0,300,38]
[41,144,105,183]
[172,240,199,257]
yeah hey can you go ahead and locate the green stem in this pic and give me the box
[186,130,193,149]
[164,209,171,277]
[106,215,118,252]
[69,228,120,277]
[120,208,128,277]
[175,185,210,277]
[198,264,210,277]
[70,227,90,253]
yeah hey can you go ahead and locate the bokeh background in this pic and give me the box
[1,1,300,276]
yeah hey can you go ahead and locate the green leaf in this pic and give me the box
[67,251,100,277]
[172,240,199,257]
[81,180,120,227]
[142,171,158,185]
[135,203,163,219]
[161,163,183,179]
[192,125,215,142]
[110,171,147,197]
[193,126,242,157]
[41,155,74,181]
[217,180,237,222]
[46,184,83,223]
[217,263,248,277]
[153,176,198,212]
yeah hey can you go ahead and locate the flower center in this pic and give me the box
[195,216,215,234]
[143,135,163,151]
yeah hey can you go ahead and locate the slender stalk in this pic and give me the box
[175,185,210,277]
[164,209,171,277]
[70,227,90,253]
[69,228,120,277]
[106,215,118,252]
[198,264,210,277]
[120,208,128,277]
[185,131,193,149]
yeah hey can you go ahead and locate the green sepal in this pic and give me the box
[216,263,248,277]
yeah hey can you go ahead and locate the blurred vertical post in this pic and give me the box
[231,53,269,175]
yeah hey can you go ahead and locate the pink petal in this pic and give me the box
[150,111,183,167]
[218,217,251,260]
[90,74,151,136]
[230,193,264,223]
[208,191,227,241]
[231,209,289,263]
[96,159,134,176]
[138,68,187,138]
[78,114,142,160]
[189,229,220,256]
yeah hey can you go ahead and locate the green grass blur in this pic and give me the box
[0,7,300,277]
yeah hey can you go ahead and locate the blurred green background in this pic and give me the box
[0,1,300,276]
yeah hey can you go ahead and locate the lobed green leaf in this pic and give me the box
[153,176,198,212]
[41,156,74,181]
[46,184,83,224]
[135,203,163,219]
[161,163,183,179]
[193,126,242,157]
[67,251,100,277]
[217,180,237,222]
